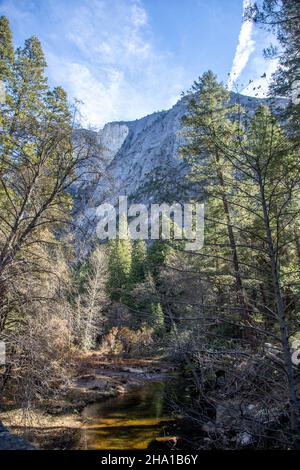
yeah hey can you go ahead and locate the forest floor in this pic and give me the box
[0,352,177,450]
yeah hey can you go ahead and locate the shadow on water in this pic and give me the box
[81,378,186,450]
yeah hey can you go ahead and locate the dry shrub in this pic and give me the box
[71,247,109,350]
[99,326,154,357]
[106,302,132,329]
[172,349,293,449]
[6,312,74,407]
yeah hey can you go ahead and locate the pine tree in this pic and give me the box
[150,301,164,329]
[130,239,147,285]
[173,74,300,445]
[240,105,300,446]
[0,16,14,82]
[180,71,249,320]
[107,216,132,302]
[0,16,14,176]
[147,240,170,280]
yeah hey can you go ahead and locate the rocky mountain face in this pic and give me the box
[74,92,285,240]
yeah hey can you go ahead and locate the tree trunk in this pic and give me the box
[215,154,249,324]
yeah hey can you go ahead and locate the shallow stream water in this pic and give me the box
[81,379,184,450]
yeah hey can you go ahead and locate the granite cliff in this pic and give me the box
[73,93,285,240]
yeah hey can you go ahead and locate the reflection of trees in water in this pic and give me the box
[82,379,181,450]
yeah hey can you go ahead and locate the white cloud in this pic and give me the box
[228,0,255,91]
[44,0,186,127]
[131,2,148,26]
[1,0,187,128]
[55,60,184,129]
[53,61,125,126]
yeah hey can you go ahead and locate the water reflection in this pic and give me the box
[82,380,179,450]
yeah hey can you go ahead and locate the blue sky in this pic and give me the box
[0,0,277,128]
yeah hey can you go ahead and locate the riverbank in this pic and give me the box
[0,353,177,450]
